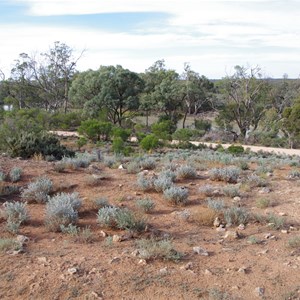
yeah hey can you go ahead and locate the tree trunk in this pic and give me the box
[182,109,188,128]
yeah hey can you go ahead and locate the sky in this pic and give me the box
[0,0,300,79]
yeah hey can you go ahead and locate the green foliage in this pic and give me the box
[0,238,20,252]
[207,198,225,212]
[112,127,131,141]
[137,174,154,191]
[77,137,87,150]
[21,176,53,203]
[224,206,249,225]
[78,119,112,142]
[256,198,270,209]
[176,165,197,179]
[153,174,173,192]
[49,111,84,130]
[139,134,159,151]
[194,119,211,132]
[267,213,285,230]
[227,144,244,155]
[172,128,199,142]
[210,167,241,183]
[151,120,173,140]
[112,137,124,154]
[287,236,300,248]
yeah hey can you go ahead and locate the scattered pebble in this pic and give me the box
[193,247,209,256]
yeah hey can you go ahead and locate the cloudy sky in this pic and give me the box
[0,0,299,78]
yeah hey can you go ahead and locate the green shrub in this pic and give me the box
[153,175,173,192]
[112,137,124,154]
[78,119,113,142]
[287,236,300,248]
[194,119,211,132]
[207,198,225,212]
[139,157,156,170]
[139,134,159,151]
[1,130,74,160]
[247,174,268,187]
[0,171,6,181]
[21,176,53,203]
[136,174,154,191]
[49,111,84,130]
[163,186,189,206]
[256,198,270,209]
[210,167,241,183]
[227,144,244,155]
[112,127,131,141]
[151,121,173,140]
[77,137,87,150]
[267,213,285,230]
[222,185,240,198]
[0,238,21,252]
[172,128,198,142]
[92,197,110,210]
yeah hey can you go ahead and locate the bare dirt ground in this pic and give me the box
[1,148,300,300]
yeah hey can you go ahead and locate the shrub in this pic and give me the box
[139,157,156,170]
[256,198,270,209]
[247,174,268,187]
[199,184,219,197]
[135,198,156,213]
[112,137,124,154]
[103,156,117,168]
[0,238,21,252]
[97,207,146,231]
[53,161,66,173]
[139,134,159,151]
[163,186,189,206]
[224,206,249,225]
[176,165,197,180]
[151,120,173,140]
[9,167,22,183]
[137,238,182,261]
[112,127,131,141]
[60,224,93,243]
[287,236,300,248]
[21,176,53,203]
[91,197,110,210]
[222,185,240,198]
[78,119,112,141]
[1,201,29,233]
[137,174,154,191]
[193,207,216,226]
[267,213,285,230]
[172,128,198,142]
[45,192,82,231]
[126,161,141,174]
[77,137,87,150]
[194,119,211,132]
[288,169,300,179]
[207,198,225,212]
[1,130,74,159]
[0,171,6,181]
[227,144,244,155]
[153,175,173,192]
[210,167,240,183]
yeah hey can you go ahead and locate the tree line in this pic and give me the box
[1,41,300,148]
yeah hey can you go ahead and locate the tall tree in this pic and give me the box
[217,65,271,139]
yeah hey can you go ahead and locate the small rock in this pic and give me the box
[135,192,142,196]
[257,249,268,255]
[216,226,226,232]
[181,262,193,270]
[233,196,241,202]
[131,249,140,257]
[112,235,122,243]
[259,187,271,194]
[193,247,209,256]
[224,231,240,240]
[204,269,213,275]
[8,249,24,255]
[37,257,49,264]
[159,267,168,275]
[238,224,245,230]
[213,217,221,227]
[99,230,107,237]
[118,164,125,170]
[118,184,123,188]
[238,267,247,274]
[109,257,120,264]
[189,182,196,186]
[279,212,287,216]
[138,259,147,265]
[232,286,240,290]
[16,235,29,245]
[266,172,273,177]
[254,287,265,297]
[281,230,289,234]
[264,233,275,239]
[67,267,78,275]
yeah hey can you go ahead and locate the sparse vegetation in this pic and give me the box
[135,198,156,213]
[163,186,189,205]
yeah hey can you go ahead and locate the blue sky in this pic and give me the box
[0,0,300,78]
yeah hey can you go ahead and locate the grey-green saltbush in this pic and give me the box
[176,165,197,179]
[288,169,300,179]
[97,206,146,231]
[247,174,268,187]
[139,157,156,170]
[21,176,53,203]
[9,167,22,183]
[136,198,156,213]
[163,186,189,205]
[210,167,240,183]
[153,175,173,192]
[199,184,219,197]
[207,198,225,212]
[1,201,29,233]
[224,206,249,225]
[45,192,82,231]
[137,174,154,191]
[222,185,240,198]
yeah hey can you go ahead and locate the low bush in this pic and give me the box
[9,167,22,183]
[0,238,21,252]
[199,185,220,197]
[256,198,271,209]
[247,174,268,187]
[45,192,82,231]
[224,206,249,225]
[210,167,241,183]
[139,134,159,151]
[137,174,154,191]
[135,198,156,213]
[137,238,182,261]
[193,207,216,226]
[207,198,225,212]
[176,165,197,180]
[21,176,53,203]
[227,144,244,155]
[139,157,157,170]
[287,236,300,248]
[163,186,189,206]
[153,175,173,193]
[267,213,285,230]
[222,185,240,198]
